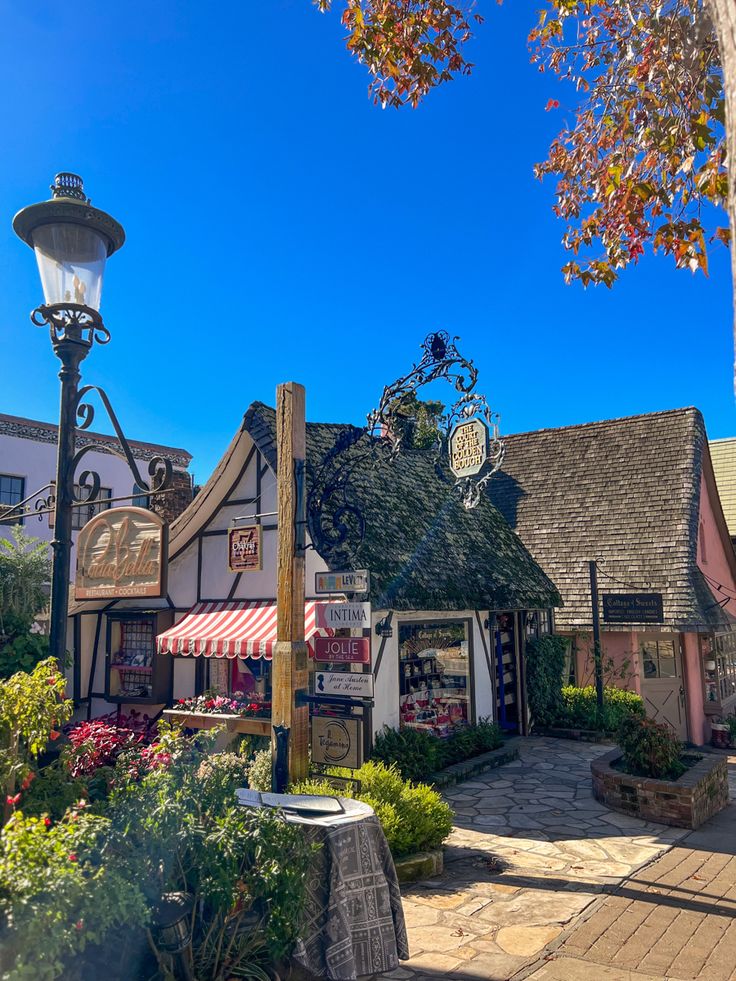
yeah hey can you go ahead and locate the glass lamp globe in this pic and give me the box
[12,173,125,313]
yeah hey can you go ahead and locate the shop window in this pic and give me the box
[0,474,25,525]
[398,620,471,737]
[641,638,678,679]
[106,614,173,703]
[710,631,736,705]
[72,485,112,530]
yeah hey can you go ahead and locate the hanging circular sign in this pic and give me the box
[448,417,489,479]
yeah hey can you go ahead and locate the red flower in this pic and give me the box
[68,853,78,862]
[47,677,57,685]
[44,817,52,827]
[49,730,61,741]
[75,920,84,931]
[21,772,35,791]
[6,793,21,806]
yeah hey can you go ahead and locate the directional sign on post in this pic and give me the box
[316,602,371,629]
[314,671,374,699]
[314,636,371,664]
[315,570,370,594]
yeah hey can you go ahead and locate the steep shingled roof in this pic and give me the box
[244,402,561,613]
[488,407,731,631]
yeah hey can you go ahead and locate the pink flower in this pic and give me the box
[6,793,20,806]
[49,730,61,741]
[68,853,77,862]
[21,772,35,791]
[75,920,84,931]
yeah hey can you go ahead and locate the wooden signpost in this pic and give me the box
[272,382,309,785]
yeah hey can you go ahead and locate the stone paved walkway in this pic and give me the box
[375,737,688,980]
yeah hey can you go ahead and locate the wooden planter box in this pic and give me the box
[163,709,272,738]
[591,749,729,829]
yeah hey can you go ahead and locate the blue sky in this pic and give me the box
[0,0,732,484]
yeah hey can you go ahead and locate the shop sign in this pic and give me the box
[75,507,166,600]
[314,636,371,664]
[228,524,262,572]
[315,601,371,629]
[448,417,489,478]
[311,717,363,769]
[602,593,664,623]
[315,570,370,594]
[314,671,374,698]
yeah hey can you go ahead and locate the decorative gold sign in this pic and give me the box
[448,417,489,479]
[228,524,263,573]
[75,507,166,600]
[311,716,363,770]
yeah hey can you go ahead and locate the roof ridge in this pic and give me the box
[504,406,700,441]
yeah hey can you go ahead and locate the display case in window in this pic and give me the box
[701,632,736,715]
[398,620,472,737]
[105,611,173,704]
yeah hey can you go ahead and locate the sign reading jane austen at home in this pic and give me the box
[449,417,489,479]
[602,593,664,624]
[315,671,374,698]
[228,524,262,573]
[314,636,371,664]
[75,507,166,600]
[311,717,363,770]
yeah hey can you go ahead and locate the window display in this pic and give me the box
[701,631,736,711]
[106,613,173,703]
[398,620,470,737]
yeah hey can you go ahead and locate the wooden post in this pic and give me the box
[272,382,309,784]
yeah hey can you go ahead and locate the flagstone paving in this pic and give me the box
[373,737,689,981]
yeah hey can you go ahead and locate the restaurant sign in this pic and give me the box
[228,524,262,573]
[315,570,370,594]
[315,671,374,698]
[449,417,489,479]
[75,507,166,600]
[314,636,371,664]
[315,601,371,629]
[311,717,363,769]
[602,593,664,624]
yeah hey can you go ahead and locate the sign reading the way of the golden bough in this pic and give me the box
[448,417,489,479]
[75,506,166,600]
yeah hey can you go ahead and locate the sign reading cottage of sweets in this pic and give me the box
[449,418,489,478]
[75,507,167,600]
[602,593,664,624]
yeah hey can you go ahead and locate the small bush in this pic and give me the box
[617,715,685,779]
[247,748,273,791]
[526,635,569,726]
[293,760,454,858]
[557,685,645,733]
[371,718,503,782]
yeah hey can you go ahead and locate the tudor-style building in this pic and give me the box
[489,407,736,745]
[68,401,560,742]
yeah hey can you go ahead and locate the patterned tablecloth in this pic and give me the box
[288,799,409,980]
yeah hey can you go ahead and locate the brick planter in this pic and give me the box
[591,749,729,829]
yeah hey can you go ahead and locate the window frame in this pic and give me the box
[0,473,26,526]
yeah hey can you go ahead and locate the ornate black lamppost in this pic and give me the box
[12,173,126,663]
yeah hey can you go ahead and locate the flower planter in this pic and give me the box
[163,709,272,738]
[591,749,729,829]
[394,848,443,883]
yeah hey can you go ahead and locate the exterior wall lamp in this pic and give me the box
[375,617,393,639]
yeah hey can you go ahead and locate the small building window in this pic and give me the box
[641,638,678,679]
[398,620,471,735]
[0,474,26,526]
[132,483,150,509]
[72,486,112,531]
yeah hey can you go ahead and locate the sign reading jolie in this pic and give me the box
[75,507,166,600]
[449,417,489,478]
[311,717,362,769]
[314,636,371,664]
[228,524,262,573]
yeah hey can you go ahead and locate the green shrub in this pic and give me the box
[247,747,273,791]
[18,761,89,822]
[526,635,569,726]
[371,718,503,782]
[293,759,454,858]
[557,685,645,733]
[617,715,685,779]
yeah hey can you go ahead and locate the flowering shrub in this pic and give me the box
[176,689,270,717]
[617,716,686,780]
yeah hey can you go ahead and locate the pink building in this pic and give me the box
[489,408,736,745]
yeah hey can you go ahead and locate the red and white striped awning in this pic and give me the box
[156,600,332,660]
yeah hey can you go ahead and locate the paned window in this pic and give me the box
[713,631,736,704]
[0,474,25,525]
[72,486,112,530]
[132,483,150,509]
[641,638,678,679]
[399,620,470,736]
[109,618,155,699]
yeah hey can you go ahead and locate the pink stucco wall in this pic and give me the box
[697,473,736,617]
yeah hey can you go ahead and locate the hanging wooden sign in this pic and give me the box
[228,524,262,573]
[602,593,664,624]
[75,507,166,600]
[448,417,489,478]
[314,670,374,698]
[311,717,363,769]
[314,636,371,664]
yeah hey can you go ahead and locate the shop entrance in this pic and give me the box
[640,636,688,740]
[493,612,520,732]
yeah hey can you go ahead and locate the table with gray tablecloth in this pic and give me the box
[237,793,408,980]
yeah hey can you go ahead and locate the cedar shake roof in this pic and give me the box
[710,438,736,537]
[244,402,561,613]
[488,407,732,632]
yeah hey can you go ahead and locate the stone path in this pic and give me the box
[375,737,688,980]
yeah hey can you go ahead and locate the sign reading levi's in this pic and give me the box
[314,636,371,664]
[75,507,166,600]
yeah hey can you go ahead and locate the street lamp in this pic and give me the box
[12,173,125,664]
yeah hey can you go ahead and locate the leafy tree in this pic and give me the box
[391,393,445,449]
[316,1,736,349]
[0,528,51,680]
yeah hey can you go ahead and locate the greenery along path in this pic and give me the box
[373,737,687,980]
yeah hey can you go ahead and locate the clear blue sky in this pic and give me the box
[0,0,732,484]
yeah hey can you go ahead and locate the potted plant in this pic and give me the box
[711,721,730,748]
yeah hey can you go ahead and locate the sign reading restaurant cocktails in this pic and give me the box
[228,524,262,573]
[75,507,166,600]
[314,636,371,664]
[448,417,489,479]
[315,602,371,629]
[314,570,370,594]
